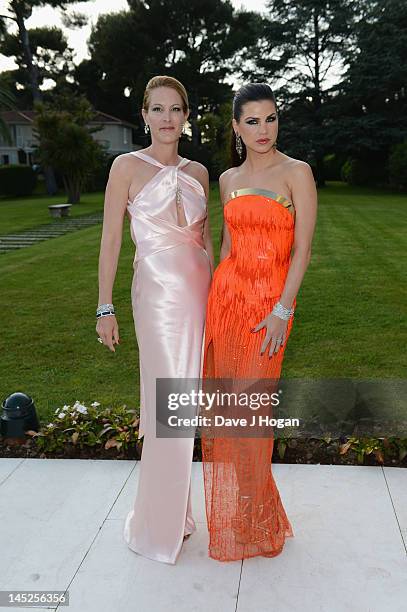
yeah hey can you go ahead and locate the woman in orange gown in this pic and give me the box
[201,83,317,561]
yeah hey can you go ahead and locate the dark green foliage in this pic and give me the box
[388,142,407,191]
[323,154,348,182]
[86,153,119,193]
[33,97,106,203]
[329,0,407,167]
[0,164,37,196]
[78,0,256,143]
[341,157,389,186]
[245,0,359,185]
[2,0,407,191]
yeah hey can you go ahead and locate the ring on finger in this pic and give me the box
[97,337,103,344]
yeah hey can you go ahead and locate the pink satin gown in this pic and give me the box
[123,150,211,564]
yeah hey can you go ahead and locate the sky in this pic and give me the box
[0,0,268,72]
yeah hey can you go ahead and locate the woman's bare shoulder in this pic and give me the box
[186,160,209,182]
[219,166,239,183]
[219,166,240,192]
[109,152,143,179]
[279,155,317,208]
[218,167,241,204]
[280,154,314,179]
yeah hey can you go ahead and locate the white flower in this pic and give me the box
[55,404,69,414]
[47,423,54,428]
[91,401,100,407]
[72,400,87,414]
[58,412,66,419]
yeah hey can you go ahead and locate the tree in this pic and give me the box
[241,0,360,185]
[0,1,90,102]
[0,86,16,144]
[0,16,16,143]
[1,25,74,93]
[138,0,258,147]
[33,95,106,203]
[0,1,92,193]
[198,102,233,176]
[79,0,259,147]
[77,7,155,125]
[327,0,407,174]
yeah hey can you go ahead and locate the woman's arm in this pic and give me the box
[96,155,132,351]
[278,162,318,310]
[219,171,232,262]
[191,162,215,276]
[253,161,318,356]
[203,214,215,277]
[201,166,215,277]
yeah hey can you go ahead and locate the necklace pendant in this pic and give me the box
[176,184,182,206]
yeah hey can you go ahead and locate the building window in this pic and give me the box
[1,155,10,165]
[123,127,128,144]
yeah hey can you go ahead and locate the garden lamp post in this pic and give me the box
[1,392,40,443]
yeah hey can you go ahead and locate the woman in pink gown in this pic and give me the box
[96,76,213,564]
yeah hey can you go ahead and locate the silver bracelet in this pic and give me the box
[272,301,294,321]
[97,303,114,312]
[96,303,115,318]
[96,311,115,319]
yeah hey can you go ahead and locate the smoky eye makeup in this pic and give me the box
[244,114,277,125]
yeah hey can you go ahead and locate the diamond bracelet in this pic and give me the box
[272,301,294,321]
[96,303,115,318]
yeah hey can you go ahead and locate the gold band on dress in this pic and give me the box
[228,188,295,216]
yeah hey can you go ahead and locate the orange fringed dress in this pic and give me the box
[201,188,296,562]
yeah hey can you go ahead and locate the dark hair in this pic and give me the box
[230,83,278,166]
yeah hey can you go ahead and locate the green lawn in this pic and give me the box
[0,192,104,234]
[0,181,406,422]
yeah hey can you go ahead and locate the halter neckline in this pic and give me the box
[131,149,187,169]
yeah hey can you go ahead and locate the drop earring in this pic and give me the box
[236,133,243,158]
[144,124,150,134]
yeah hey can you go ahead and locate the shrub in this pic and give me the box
[86,153,118,192]
[0,164,37,196]
[341,156,389,186]
[323,153,347,181]
[180,141,213,172]
[33,99,106,203]
[27,400,141,456]
[340,158,371,185]
[388,142,407,191]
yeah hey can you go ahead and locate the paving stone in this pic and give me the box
[0,212,103,253]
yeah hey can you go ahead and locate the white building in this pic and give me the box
[0,110,140,165]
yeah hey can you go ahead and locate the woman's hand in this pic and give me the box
[96,315,120,352]
[252,313,288,357]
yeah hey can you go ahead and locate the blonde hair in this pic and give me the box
[142,75,189,113]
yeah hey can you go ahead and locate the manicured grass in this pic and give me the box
[0,181,406,423]
[0,192,104,234]
[285,182,407,378]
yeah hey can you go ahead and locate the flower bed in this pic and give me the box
[0,401,406,466]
